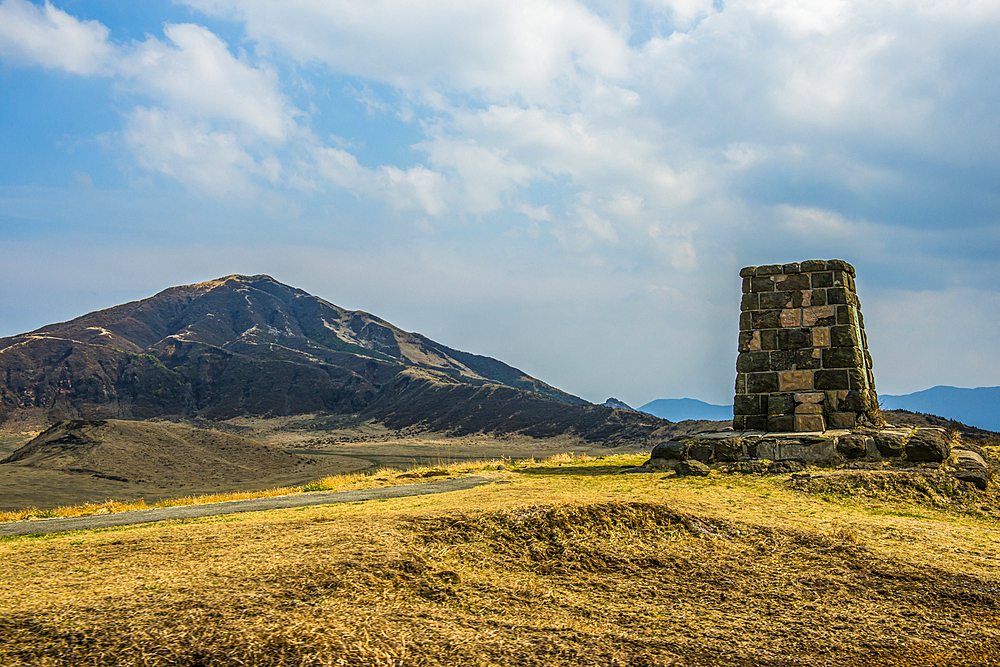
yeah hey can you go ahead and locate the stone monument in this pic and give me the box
[733,259,879,432]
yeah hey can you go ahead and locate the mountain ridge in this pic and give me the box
[0,275,663,445]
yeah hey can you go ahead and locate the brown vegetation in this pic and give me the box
[2,454,998,666]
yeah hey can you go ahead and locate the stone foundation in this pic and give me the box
[734,259,877,432]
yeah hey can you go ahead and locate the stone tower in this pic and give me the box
[734,259,878,432]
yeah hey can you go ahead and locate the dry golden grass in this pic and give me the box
[0,458,512,523]
[1,453,998,666]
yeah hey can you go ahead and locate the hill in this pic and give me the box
[2,453,998,666]
[0,275,664,443]
[639,397,732,421]
[881,386,1000,432]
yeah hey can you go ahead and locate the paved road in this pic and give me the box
[0,476,500,537]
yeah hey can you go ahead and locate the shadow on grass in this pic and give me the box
[515,465,639,476]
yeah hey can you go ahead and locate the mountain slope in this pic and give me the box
[880,386,1000,432]
[0,275,661,443]
[639,398,733,422]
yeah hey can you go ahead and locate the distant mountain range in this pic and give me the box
[638,398,733,422]
[0,275,666,444]
[637,386,998,432]
[880,386,999,432]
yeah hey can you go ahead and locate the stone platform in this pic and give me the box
[642,426,991,489]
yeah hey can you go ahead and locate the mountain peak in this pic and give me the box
[0,276,588,423]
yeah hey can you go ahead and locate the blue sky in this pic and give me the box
[1,0,998,407]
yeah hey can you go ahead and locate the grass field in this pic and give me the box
[1,453,998,666]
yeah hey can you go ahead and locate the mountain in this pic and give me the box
[601,398,641,412]
[639,398,733,422]
[0,275,665,444]
[880,386,1000,432]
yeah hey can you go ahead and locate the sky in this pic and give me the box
[1,0,998,408]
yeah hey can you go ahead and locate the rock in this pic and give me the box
[687,440,715,464]
[836,434,870,460]
[906,429,950,463]
[645,457,677,471]
[648,440,688,462]
[714,437,744,462]
[874,431,906,458]
[953,470,989,490]
[768,460,805,474]
[952,449,988,471]
[724,460,769,474]
[676,460,711,477]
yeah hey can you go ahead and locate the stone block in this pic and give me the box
[778,328,811,350]
[732,415,746,430]
[737,351,770,373]
[801,305,837,327]
[779,309,802,328]
[827,259,856,276]
[688,441,715,464]
[741,293,759,311]
[906,429,950,462]
[794,403,823,414]
[743,276,752,293]
[827,287,850,304]
[848,368,870,390]
[837,434,870,459]
[874,431,905,458]
[831,270,851,287]
[840,390,870,412]
[740,311,753,331]
[734,393,764,416]
[826,412,857,429]
[812,327,831,347]
[778,370,813,392]
[782,262,801,273]
[809,289,827,306]
[795,392,825,404]
[793,348,823,370]
[715,437,744,462]
[738,331,754,352]
[823,346,864,369]
[769,350,794,371]
[836,305,857,326]
[756,264,783,275]
[811,271,834,288]
[752,310,780,329]
[767,393,796,415]
[775,273,811,291]
[768,415,795,432]
[740,266,757,278]
[790,290,812,308]
[748,372,778,393]
[830,325,859,347]
[760,292,789,310]
[755,435,838,462]
[824,390,849,410]
[793,414,826,432]
[744,415,767,431]
[760,329,778,350]
[751,275,774,292]
[735,373,748,393]
[815,369,850,390]
[800,260,828,272]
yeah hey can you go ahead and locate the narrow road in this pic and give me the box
[0,476,500,537]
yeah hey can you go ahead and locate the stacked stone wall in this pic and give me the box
[734,259,877,432]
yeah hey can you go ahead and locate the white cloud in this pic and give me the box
[119,23,295,141]
[125,107,264,197]
[0,0,113,74]
[181,0,632,105]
